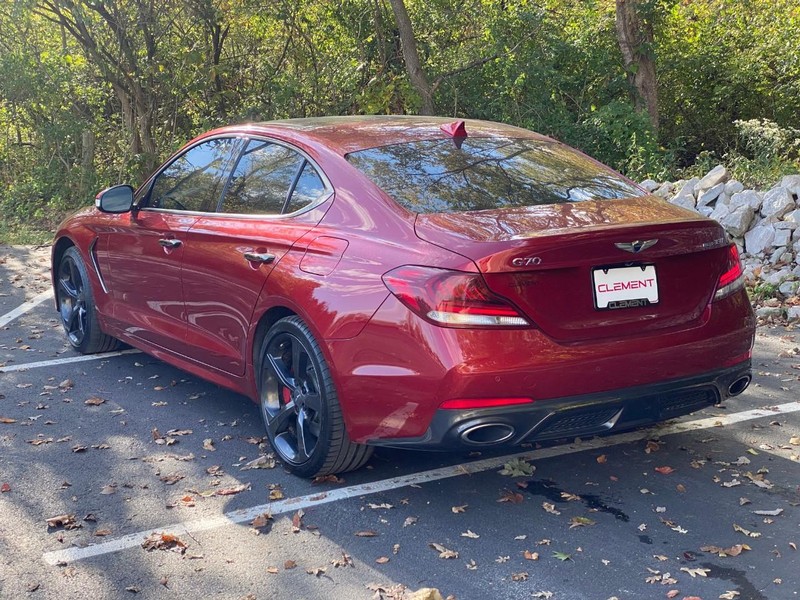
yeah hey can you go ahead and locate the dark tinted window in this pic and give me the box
[148,138,237,212]
[221,140,304,215]
[286,162,327,213]
[346,138,640,213]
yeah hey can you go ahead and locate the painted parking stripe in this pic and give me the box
[0,289,52,328]
[42,401,800,566]
[0,348,141,373]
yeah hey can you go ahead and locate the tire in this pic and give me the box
[257,316,373,477]
[56,247,120,354]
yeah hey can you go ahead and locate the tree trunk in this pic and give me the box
[615,0,659,132]
[387,0,436,115]
[80,130,94,195]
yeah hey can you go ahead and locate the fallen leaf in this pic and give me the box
[240,455,276,470]
[355,530,379,537]
[376,556,390,564]
[497,490,523,504]
[461,530,480,539]
[666,591,679,599]
[429,542,458,559]
[596,454,608,464]
[306,566,327,577]
[523,550,539,561]
[542,502,561,515]
[159,473,184,485]
[46,514,81,530]
[511,572,529,581]
[568,516,595,529]
[451,505,468,513]
[99,484,117,495]
[532,593,553,599]
[645,440,660,453]
[84,397,105,406]
[368,502,394,510]
[719,591,740,599]
[499,458,535,477]
[216,483,250,496]
[752,508,783,516]
[284,560,297,569]
[268,487,284,501]
[680,567,710,578]
[94,528,112,537]
[655,466,675,475]
[202,439,215,451]
[733,523,761,538]
[266,566,279,574]
[552,551,572,561]
[291,509,304,532]
[0,417,17,424]
[250,512,273,529]
[466,559,478,570]
[0,483,10,493]
[403,516,418,527]
[141,532,187,554]
[312,474,344,484]
[331,551,353,568]
[561,492,581,502]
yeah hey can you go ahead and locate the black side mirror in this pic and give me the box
[95,185,134,213]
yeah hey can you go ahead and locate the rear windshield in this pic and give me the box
[346,138,640,213]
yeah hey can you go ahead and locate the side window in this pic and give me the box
[221,140,304,215]
[286,162,327,213]
[147,138,237,212]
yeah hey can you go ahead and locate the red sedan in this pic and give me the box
[52,116,755,477]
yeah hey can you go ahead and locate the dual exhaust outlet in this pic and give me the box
[457,375,753,447]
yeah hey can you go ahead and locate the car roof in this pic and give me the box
[211,115,553,155]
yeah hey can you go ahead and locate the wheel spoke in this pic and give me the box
[69,260,82,294]
[295,409,312,461]
[291,338,303,385]
[59,277,78,300]
[66,304,81,332]
[300,391,322,413]
[266,399,296,438]
[266,352,296,392]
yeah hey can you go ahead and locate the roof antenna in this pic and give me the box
[440,120,467,148]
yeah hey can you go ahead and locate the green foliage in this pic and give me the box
[1,0,798,242]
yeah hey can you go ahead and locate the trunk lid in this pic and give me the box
[415,197,730,342]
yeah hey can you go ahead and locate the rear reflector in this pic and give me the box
[382,266,530,328]
[714,244,745,301]
[439,397,533,410]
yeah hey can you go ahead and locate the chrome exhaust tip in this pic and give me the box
[460,423,515,445]
[728,375,751,397]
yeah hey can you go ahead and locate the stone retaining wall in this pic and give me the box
[639,168,800,320]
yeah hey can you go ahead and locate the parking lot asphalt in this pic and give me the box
[1,245,799,600]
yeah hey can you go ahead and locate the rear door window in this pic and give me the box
[221,140,304,215]
[346,138,640,213]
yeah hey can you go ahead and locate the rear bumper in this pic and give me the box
[367,360,751,449]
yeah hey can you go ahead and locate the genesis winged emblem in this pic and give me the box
[614,239,658,253]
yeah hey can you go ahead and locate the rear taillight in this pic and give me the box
[382,266,530,328]
[714,244,745,301]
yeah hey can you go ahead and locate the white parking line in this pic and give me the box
[0,349,141,373]
[42,401,800,566]
[0,289,52,328]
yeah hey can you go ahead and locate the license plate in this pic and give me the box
[593,265,658,310]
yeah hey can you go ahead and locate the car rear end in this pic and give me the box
[330,123,755,448]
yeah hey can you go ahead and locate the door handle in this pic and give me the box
[243,252,275,264]
[159,238,182,248]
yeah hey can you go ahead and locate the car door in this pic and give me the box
[180,138,331,374]
[103,137,241,353]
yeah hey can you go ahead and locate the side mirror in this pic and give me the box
[96,185,134,213]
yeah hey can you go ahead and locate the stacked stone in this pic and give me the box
[639,167,800,321]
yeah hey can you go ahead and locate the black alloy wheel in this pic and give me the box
[258,316,372,477]
[56,247,119,354]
